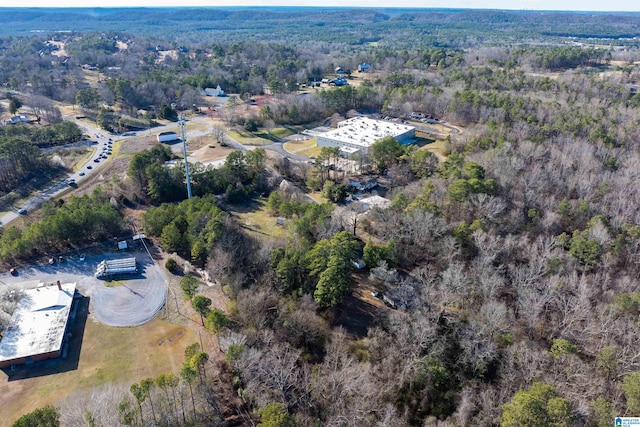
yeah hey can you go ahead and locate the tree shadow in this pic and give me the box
[333,294,382,338]
[412,136,436,148]
[252,131,280,142]
[141,241,163,261]
[1,295,89,382]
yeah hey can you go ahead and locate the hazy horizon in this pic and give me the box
[4,1,640,13]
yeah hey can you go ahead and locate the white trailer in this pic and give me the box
[157,131,179,143]
[95,257,138,279]
[97,257,136,266]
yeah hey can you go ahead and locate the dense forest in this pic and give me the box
[1,8,640,45]
[2,6,640,427]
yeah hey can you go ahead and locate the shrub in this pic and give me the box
[165,257,178,273]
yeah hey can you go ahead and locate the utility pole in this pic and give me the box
[178,114,193,199]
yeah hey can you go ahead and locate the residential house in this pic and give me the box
[205,85,225,96]
[348,176,378,192]
[330,77,348,86]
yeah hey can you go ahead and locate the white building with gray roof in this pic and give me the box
[316,117,415,155]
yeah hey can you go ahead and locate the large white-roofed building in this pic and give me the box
[316,117,415,155]
[0,282,77,368]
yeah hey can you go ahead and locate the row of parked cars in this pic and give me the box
[13,139,115,217]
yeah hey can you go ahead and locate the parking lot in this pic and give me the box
[0,250,166,327]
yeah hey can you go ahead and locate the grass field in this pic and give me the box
[0,310,196,424]
[252,126,297,141]
[283,138,320,157]
[422,139,450,161]
[81,70,102,89]
[224,198,287,240]
[185,122,208,133]
[189,136,236,163]
[306,192,326,204]
[229,126,303,146]
[227,131,273,146]
[51,145,95,173]
[57,106,100,131]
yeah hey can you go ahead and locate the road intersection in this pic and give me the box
[0,110,311,229]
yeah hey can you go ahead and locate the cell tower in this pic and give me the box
[178,114,193,199]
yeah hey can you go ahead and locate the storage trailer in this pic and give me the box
[95,257,137,279]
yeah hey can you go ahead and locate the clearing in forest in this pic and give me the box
[223,198,287,240]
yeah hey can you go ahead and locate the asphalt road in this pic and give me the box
[0,116,179,228]
[0,250,166,327]
[0,109,314,228]
[0,120,124,227]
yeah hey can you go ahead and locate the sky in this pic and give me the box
[2,0,639,12]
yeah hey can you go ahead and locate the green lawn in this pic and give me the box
[298,145,322,157]
[227,131,273,146]
[283,138,320,157]
[271,127,296,139]
[230,124,321,147]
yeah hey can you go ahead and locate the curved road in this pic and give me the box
[0,116,195,228]
[0,111,312,228]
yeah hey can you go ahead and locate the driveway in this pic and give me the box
[0,250,166,327]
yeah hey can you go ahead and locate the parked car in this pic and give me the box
[17,208,27,215]
[79,254,86,261]
[10,267,17,276]
[48,257,55,265]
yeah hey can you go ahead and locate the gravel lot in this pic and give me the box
[0,250,166,327]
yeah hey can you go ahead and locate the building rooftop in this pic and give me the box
[323,117,414,149]
[339,146,360,154]
[0,282,76,365]
[359,195,391,211]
